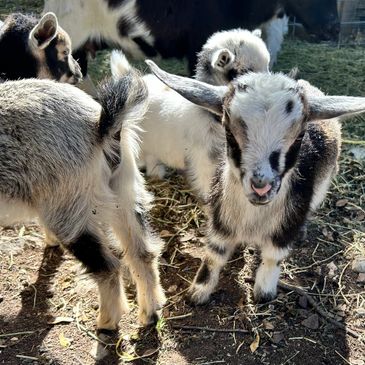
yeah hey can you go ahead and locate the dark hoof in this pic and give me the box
[254,291,276,304]
[147,312,160,326]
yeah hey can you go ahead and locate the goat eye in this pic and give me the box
[63,50,70,57]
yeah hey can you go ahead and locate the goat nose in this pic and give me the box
[251,176,272,196]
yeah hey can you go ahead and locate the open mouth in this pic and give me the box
[248,178,281,206]
[249,198,271,206]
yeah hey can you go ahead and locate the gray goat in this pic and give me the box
[146,60,365,304]
[0,73,165,328]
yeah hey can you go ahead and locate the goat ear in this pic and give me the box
[29,12,58,50]
[252,29,262,38]
[308,95,365,120]
[211,48,235,71]
[146,60,228,116]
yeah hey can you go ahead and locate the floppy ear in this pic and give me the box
[307,95,365,120]
[145,60,228,116]
[29,12,58,49]
[211,48,235,71]
[252,29,262,38]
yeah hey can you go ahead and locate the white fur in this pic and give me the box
[203,28,270,73]
[0,77,165,329]
[261,15,289,68]
[43,0,154,58]
[111,29,270,201]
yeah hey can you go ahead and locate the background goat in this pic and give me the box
[0,73,165,328]
[43,0,339,76]
[112,29,270,203]
[0,12,81,83]
[146,60,365,304]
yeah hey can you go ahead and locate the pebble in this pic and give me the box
[271,332,284,344]
[352,258,365,273]
[298,295,308,309]
[90,342,109,360]
[301,314,319,330]
[357,273,365,284]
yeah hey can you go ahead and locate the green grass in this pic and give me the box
[0,0,42,18]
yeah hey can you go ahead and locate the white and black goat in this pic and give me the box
[0,12,81,83]
[0,72,165,328]
[111,29,270,202]
[146,60,365,304]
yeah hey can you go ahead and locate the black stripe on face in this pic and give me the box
[269,150,280,172]
[283,132,305,174]
[225,126,242,169]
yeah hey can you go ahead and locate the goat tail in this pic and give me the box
[110,50,132,79]
[97,64,148,141]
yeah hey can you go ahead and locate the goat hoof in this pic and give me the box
[187,287,212,306]
[139,310,160,326]
[253,291,276,304]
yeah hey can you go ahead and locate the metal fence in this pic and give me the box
[287,0,365,45]
[338,0,365,45]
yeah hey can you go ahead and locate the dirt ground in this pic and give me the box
[1,1,365,365]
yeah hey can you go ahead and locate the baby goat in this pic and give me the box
[0,12,82,83]
[111,29,270,202]
[146,60,365,304]
[0,73,165,328]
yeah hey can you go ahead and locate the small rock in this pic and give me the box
[298,295,308,309]
[90,342,109,360]
[336,199,348,208]
[322,227,334,241]
[271,332,284,344]
[167,285,177,294]
[160,230,172,238]
[326,261,338,278]
[356,211,365,221]
[301,314,319,330]
[352,258,365,273]
[297,309,309,318]
[263,320,275,330]
[357,273,365,284]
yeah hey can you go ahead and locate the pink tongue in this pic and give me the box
[252,184,272,196]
